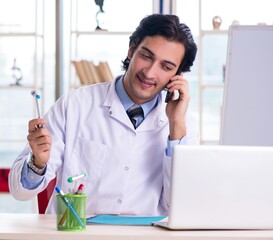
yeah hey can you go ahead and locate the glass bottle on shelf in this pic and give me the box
[94,0,107,31]
[10,58,23,86]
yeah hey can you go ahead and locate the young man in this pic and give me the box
[9,14,199,216]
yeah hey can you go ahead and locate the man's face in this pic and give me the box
[123,35,185,105]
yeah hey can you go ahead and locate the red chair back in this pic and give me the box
[37,178,56,214]
[0,168,10,192]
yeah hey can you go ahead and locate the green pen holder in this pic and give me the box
[56,193,87,231]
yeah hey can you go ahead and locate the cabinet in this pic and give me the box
[0,0,45,169]
[0,0,45,214]
[69,30,131,88]
[180,0,273,144]
[67,0,154,89]
[174,0,229,144]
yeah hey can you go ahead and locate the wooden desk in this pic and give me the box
[1,213,273,240]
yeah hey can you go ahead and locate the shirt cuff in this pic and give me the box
[21,152,45,190]
[166,135,188,157]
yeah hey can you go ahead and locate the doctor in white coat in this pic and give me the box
[9,14,199,215]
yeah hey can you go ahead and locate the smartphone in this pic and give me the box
[164,89,172,103]
[165,70,182,103]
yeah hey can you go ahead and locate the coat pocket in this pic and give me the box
[68,137,109,183]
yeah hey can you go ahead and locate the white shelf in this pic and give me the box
[71,30,132,36]
[200,29,229,36]
[0,85,42,90]
[0,32,43,37]
[201,82,224,89]
[0,139,25,143]
[0,0,45,170]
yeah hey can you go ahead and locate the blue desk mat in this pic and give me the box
[86,214,167,226]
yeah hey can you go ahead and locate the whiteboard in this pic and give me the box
[220,25,273,146]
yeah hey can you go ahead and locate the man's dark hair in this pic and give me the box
[122,14,197,73]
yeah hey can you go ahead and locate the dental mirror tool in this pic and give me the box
[31,90,41,118]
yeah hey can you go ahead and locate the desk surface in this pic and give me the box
[1,213,273,240]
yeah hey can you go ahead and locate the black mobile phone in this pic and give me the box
[164,89,172,103]
[165,70,182,103]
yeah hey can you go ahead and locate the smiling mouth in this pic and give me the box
[138,76,155,89]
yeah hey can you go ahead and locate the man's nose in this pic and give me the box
[143,63,158,78]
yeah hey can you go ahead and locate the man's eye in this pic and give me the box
[141,53,151,59]
[162,65,172,71]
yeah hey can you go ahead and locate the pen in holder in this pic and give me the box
[58,184,85,227]
[55,186,86,231]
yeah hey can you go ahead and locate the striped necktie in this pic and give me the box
[126,104,144,129]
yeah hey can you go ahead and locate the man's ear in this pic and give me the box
[127,43,135,59]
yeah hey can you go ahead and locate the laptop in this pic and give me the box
[153,145,273,230]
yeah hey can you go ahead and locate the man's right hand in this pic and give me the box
[27,118,52,168]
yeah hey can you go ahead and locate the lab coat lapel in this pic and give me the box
[103,80,133,127]
[137,101,168,132]
[103,80,168,131]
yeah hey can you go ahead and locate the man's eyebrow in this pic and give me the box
[141,46,154,56]
[141,46,177,68]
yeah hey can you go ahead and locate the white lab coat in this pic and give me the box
[9,79,199,215]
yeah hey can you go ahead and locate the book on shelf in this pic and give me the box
[72,60,113,86]
[71,61,89,85]
[88,61,101,84]
[97,61,114,82]
[81,60,100,84]
[81,60,93,84]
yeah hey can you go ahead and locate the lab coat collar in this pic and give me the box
[103,78,168,132]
